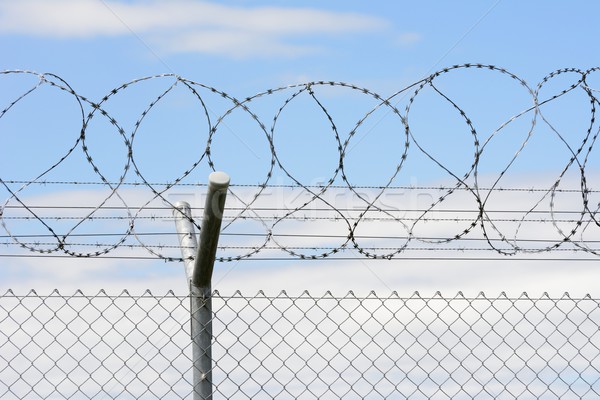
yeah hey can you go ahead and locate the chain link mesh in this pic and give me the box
[1,290,599,399]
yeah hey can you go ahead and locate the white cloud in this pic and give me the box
[0,0,390,57]
[0,0,126,37]
[162,30,319,59]
[4,177,600,297]
[396,32,422,47]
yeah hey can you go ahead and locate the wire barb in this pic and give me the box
[2,65,600,261]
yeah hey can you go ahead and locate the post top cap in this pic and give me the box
[208,171,230,189]
[173,200,191,209]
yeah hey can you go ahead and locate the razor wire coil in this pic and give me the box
[2,64,600,261]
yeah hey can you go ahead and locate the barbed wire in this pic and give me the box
[1,64,600,261]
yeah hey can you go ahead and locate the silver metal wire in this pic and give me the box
[2,65,600,261]
[1,290,599,399]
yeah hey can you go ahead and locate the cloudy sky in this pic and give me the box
[1,0,600,296]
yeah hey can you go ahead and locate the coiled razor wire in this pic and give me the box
[1,64,600,261]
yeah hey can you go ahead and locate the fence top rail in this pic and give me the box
[1,288,598,301]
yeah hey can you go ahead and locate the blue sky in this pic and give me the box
[3,1,598,93]
[2,0,600,295]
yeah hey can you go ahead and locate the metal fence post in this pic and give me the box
[173,171,230,400]
[173,202,198,283]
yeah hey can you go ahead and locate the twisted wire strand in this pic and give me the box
[1,64,600,261]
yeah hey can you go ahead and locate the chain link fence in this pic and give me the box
[1,290,600,399]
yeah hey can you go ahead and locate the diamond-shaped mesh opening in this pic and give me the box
[2,291,600,399]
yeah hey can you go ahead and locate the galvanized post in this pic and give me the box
[173,171,230,400]
[190,285,213,400]
[193,171,230,289]
[173,201,197,283]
